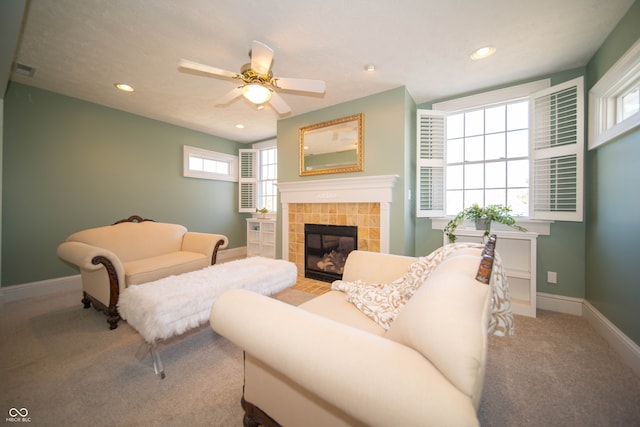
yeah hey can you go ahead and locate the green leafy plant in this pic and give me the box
[444,203,526,243]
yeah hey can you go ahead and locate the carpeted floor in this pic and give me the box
[1,287,639,426]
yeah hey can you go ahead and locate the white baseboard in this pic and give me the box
[582,300,640,378]
[1,275,82,303]
[0,246,248,303]
[537,292,584,316]
[537,292,640,377]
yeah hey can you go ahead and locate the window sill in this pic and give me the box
[430,217,551,236]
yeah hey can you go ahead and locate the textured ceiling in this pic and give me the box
[8,0,635,143]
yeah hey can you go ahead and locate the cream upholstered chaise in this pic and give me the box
[57,215,228,329]
[211,237,503,427]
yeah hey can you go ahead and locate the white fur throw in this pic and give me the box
[118,257,297,343]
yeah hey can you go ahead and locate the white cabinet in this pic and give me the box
[247,218,276,258]
[444,230,538,317]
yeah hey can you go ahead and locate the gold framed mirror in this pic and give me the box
[299,113,364,176]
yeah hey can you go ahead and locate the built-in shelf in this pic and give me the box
[442,229,538,317]
[247,218,276,259]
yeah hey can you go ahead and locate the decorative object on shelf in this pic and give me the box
[444,204,526,243]
[256,207,268,218]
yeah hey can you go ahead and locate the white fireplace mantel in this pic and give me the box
[278,175,399,257]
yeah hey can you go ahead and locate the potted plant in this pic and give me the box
[444,203,526,243]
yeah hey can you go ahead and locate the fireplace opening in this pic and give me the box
[304,224,357,283]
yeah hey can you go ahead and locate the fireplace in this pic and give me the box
[304,224,357,283]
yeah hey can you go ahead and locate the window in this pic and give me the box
[589,38,640,149]
[620,85,639,121]
[444,100,530,216]
[183,145,237,182]
[258,145,278,212]
[238,140,278,213]
[417,77,584,222]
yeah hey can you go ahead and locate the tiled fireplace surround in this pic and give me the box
[278,175,399,278]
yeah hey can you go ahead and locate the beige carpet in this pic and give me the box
[1,288,639,426]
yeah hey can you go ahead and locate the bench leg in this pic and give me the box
[136,341,166,379]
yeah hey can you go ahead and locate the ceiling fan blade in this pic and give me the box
[178,59,238,79]
[274,77,326,94]
[268,92,291,115]
[250,40,274,75]
[216,87,243,105]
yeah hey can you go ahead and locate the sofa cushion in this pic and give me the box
[124,251,209,285]
[385,253,491,402]
[300,291,386,336]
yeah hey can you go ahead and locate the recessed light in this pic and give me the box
[470,46,496,60]
[115,83,134,92]
[235,124,245,129]
[364,64,376,72]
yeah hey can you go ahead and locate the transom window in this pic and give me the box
[445,100,530,216]
[620,84,639,121]
[189,156,230,175]
[183,145,237,182]
[589,38,640,149]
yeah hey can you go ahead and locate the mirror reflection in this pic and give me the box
[299,113,364,176]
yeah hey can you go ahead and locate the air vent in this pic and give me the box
[13,63,36,77]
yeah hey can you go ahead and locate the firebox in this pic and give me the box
[304,224,357,283]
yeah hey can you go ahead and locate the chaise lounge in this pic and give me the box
[57,215,228,329]
[211,236,512,427]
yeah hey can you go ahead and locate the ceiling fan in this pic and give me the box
[179,40,326,115]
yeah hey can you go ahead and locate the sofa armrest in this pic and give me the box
[57,241,125,277]
[210,289,479,427]
[181,233,229,264]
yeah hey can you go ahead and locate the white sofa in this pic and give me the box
[57,215,228,329]
[210,241,496,427]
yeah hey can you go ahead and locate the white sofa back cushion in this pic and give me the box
[66,221,187,262]
[385,252,491,408]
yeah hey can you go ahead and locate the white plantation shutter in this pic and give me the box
[530,77,584,221]
[416,110,446,217]
[238,149,258,212]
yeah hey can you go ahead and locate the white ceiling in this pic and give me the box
[8,0,635,143]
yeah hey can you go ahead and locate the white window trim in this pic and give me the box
[589,38,640,150]
[418,77,584,225]
[183,145,238,182]
[433,79,550,112]
[252,139,278,215]
[420,79,551,220]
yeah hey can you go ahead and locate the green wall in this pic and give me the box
[585,0,640,345]
[2,82,247,287]
[277,86,416,256]
[415,67,587,299]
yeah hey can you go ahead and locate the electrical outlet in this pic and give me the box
[547,271,558,284]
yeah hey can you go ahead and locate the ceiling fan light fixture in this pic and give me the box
[470,46,496,60]
[242,84,272,105]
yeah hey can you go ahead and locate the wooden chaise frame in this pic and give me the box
[82,215,227,330]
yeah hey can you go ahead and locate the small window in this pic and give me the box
[619,85,639,121]
[589,38,640,149]
[183,145,237,182]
